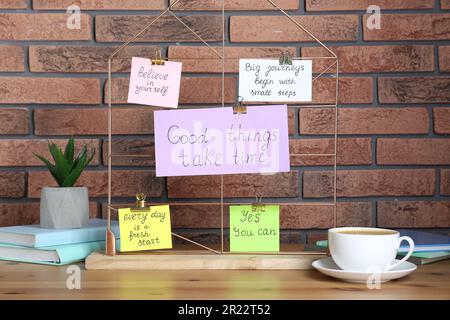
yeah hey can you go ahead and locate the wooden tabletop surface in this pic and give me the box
[0,259,449,300]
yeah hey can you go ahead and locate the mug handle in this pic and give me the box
[386,236,415,271]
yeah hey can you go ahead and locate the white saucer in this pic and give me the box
[312,257,417,283]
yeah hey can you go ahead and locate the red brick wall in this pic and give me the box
[0,0,449,244]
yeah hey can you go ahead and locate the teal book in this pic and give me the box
[397,250,450,265]
[398,251,450,259]
[0,240,121,266]
[0,219,120,248]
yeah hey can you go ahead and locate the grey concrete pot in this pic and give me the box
[40,187,90,229]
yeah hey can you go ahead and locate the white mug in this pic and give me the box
[328,227,414,272]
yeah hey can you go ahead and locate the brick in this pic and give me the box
[0,46,24,72]
[303,45,434,73]
[230,15,358,43]
[379,77,450,104]
[278,232,302,245]
[96,15,223,42]
[290,138,371,166]
[102,139,155,166]
[434,108,450,134]
[168,46,297,73]
[0,171,25,198]
[364,14,450,41]
[0,202,99,227]
[306,232,327,245]
[171,0,299,10]
[317,77,372,104]
[303,169,435,198]
[0,203,40,226]
[0,0,26,9]
[170,205,224,228]
[0,139,100,167]
[307,0,434,11]
[171,231,218,246]
[167,172,299,198]
[171,231,224,246]
[442,169,450,196]
[377,139,450,165]
[0,108,28,135]
[0,13,91,40]
[443,0,450,9]
[378,202,450,228]
[29,45,161,73]
[33,0,165,10]
[281,202,372,228]
[179,77,236,104]
[300,108,336,135]
[336,202,373,227]
[299,108,429,135]
[28,170,163,198]
[0,78,100,104]
[106,77,236,104]
[34,108,154,135]
[301,77,372,105]
[171,231,223,246]
[439,46,450,72]
[172,206,223,229]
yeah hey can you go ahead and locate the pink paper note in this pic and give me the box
[154,105,290,177]
[127,57,182,108]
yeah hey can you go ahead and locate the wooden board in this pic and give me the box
[85,251,326,270]
[2,257,449,299]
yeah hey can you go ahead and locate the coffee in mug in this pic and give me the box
[328,227,414,272]
[336,229,396,235]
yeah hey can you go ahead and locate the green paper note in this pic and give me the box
[230,205,280,252]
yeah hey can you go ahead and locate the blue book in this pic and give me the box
[315,230,450,253]
[396,229,450,253]
[0,240,121,266]
[0,219,120,248]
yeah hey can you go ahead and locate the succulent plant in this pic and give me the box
[34,137,95,187]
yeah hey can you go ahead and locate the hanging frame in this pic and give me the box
[104,0,339,258]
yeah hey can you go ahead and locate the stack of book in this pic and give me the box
[313,229,450,265]
[0,219,120,266]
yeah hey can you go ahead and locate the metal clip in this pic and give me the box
[233,96,247,114]
[252,194,265,211]
[152,49,165,66]
[131,193,148,212]
[279,51,293,66]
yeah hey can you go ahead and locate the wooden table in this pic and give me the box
[0,259,449,299]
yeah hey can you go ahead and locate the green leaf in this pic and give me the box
[35,138,95,188]
[33,153,63,186]
[64,137,75,169]
[61,151,87,187]
[49,142,70,180]
[72,145,87,170]
[86,149,95,166]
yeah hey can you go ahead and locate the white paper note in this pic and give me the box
[239,59,312,102]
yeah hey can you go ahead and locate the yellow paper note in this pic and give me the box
[118,205,172,252]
